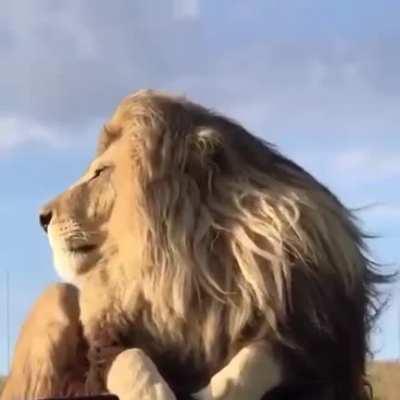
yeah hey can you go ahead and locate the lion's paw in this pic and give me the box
[193,376,234,400]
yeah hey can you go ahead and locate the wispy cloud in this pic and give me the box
[1,1,400,142]
[0,116,65,153]
[332,148,400,180]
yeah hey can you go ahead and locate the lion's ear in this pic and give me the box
[189,128,223,167]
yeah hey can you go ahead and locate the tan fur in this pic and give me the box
[107,349,177,400]
[36,90,387,399]
[194,342,283,400]
[0,284,87,400]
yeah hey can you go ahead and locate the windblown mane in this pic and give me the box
[97,90,389,398]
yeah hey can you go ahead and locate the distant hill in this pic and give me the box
[0,362,399,399]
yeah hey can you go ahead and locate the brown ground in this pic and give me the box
[1,362,399,399]
[368,361,400,400]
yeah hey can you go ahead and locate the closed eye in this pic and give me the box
[90,166,108,181]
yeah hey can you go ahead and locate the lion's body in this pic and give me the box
[0,284,88,400]
[6,90,388,399]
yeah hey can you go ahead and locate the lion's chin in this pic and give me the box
[48,232,100,283]
[52,249,98,284]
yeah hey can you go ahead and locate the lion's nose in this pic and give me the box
[39,208,53,233]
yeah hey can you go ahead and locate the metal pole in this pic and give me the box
[6,269,10,372]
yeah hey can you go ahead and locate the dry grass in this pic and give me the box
[369,361,400,400]
[0,376,4,395]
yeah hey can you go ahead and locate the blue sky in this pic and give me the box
[0,0,399,374]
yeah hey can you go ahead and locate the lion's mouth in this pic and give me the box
[68,244,97,254]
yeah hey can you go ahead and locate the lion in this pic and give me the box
[5,89,388,399]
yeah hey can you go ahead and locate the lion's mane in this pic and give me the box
[89,90,388,398]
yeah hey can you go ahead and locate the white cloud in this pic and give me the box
[0,0,399,161]
[0,1,399,131]
[0,116,66,153]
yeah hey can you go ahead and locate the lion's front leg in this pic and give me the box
[84,326,125,395]
[106,348,177,400]
[193,342,283,400]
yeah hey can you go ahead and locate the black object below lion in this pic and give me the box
[40,396,119,400]
[38,382,356,400]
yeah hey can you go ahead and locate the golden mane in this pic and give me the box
[92,90,389,398]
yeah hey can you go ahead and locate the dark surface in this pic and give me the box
[37,386,318,400]
[40,396,119,400]
[38,382,331,400]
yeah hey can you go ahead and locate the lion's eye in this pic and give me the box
[91,166,108,180]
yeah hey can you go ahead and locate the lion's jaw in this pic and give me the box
[43,134,142,285]
[47,220,103,283]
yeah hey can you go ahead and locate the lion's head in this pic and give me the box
[40,90,388,398]
[40,118,142,284]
